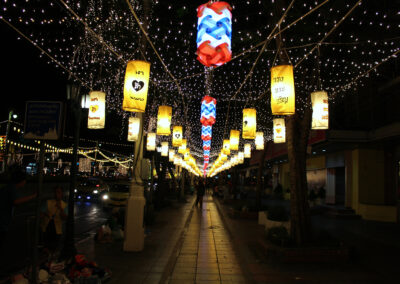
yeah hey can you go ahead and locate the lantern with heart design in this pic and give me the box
[127,117,140,142]
[123,60,151,113]
[157,105,172,136]
[88,91,106,129]
[172,126,183,147]
[196,1,232,67]
[273,118,286,143]
[242,108,256,139]
[271,65,295,115]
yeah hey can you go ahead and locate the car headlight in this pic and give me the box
[102,194,109,200]
[74,189,77,193]
[93,190,99,194]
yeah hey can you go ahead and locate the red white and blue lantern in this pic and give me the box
[196,2,232,67]
[200,95,217,175]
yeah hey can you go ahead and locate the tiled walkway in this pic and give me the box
[168,196,247,283]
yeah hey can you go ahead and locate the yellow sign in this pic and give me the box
[123,60,151,112]
[271,65,295,115]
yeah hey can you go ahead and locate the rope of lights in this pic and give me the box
[294,0,363,68]
[1,18,90,89]
[125,0,189,128]
[222,0,296,138]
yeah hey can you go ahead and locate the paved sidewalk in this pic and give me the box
[166,195,247,283]
[76,195,196,284]
[214,198,400,284]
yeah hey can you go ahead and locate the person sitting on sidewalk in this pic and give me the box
[41,186,67,255]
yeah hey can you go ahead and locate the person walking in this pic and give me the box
[195,179,205,208]
[41,186,67,254]
[0,167,36,250]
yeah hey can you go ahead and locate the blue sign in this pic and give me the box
[24,101,63,140]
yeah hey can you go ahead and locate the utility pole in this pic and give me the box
[61,84,81,259]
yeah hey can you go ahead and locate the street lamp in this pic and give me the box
[2,109,17,172]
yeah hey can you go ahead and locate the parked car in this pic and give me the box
[102,182,130,208]
[75,177,109,202]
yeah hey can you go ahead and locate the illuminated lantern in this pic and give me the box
[184,149,190,161]
[172,126,183,147]
[146,133,156,151]
[127,117,140,142]
[178,139,187,154]
[255,132,264,150]
[161,142,169,157]
[229,130,239,150]
[222,139,230,155]
[169,149,175,162]
[196,2,232,67]
[123,60,151,112]
[242,108,256,139]
[88,91,106,129]
[200,96,217,126]
[238,151,244,163]
[311,91,329,129]
[244,143,251,158]
[271,65,295,115]
[157,105,172,136]
[220,153,228,162]
[273,118,286,143]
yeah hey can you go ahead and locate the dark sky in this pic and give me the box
[1,23,67,122]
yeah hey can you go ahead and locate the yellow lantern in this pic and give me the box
[242,108,256,139]
[273,118,286,143]
[311,91,329,129]
[146,133,156,151]
[88,91,106,129]
[244,143,251,158]
[222,139,230,156]
[172,126,183,147]
[220,153,228,162]
[184,149,190,161]
[169,149,175,162]
[123,60,151,112]
[238,151,244,163]
[161,141,169,157]
[271,65,295,115]
[178,139,187,154]
[127,117,140,142]
[229,130,240,151]
[255,132,264,150]
[157,106,172,136]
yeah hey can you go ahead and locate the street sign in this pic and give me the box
[24,101,63,140]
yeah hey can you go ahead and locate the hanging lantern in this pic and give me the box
[222,139,230,155]
[311,91,329,130]
[229,130,239,151]
[242,108,256,139]
[123,60,151,112]
[87,91,106,129]
[146,133,156,151]
[184,149,190,161]
[127,117,140,142]
[196,2,232,67]
[271,65,295,115]
[156,105,172,136]
[178,139,187,154]
[169,149,175,162]
[172,126,183,147]
[161,142,169,157]
[273,118,286,143]
[200,96,217,126]
[238,151,244,163]
[255,132,264,150]
[244,143,251,158]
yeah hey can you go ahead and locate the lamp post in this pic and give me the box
[2,109,17,172]
[61,84,82,259]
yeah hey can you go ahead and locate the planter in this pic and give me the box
[265,218,290,232]
[258,211,268,226]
